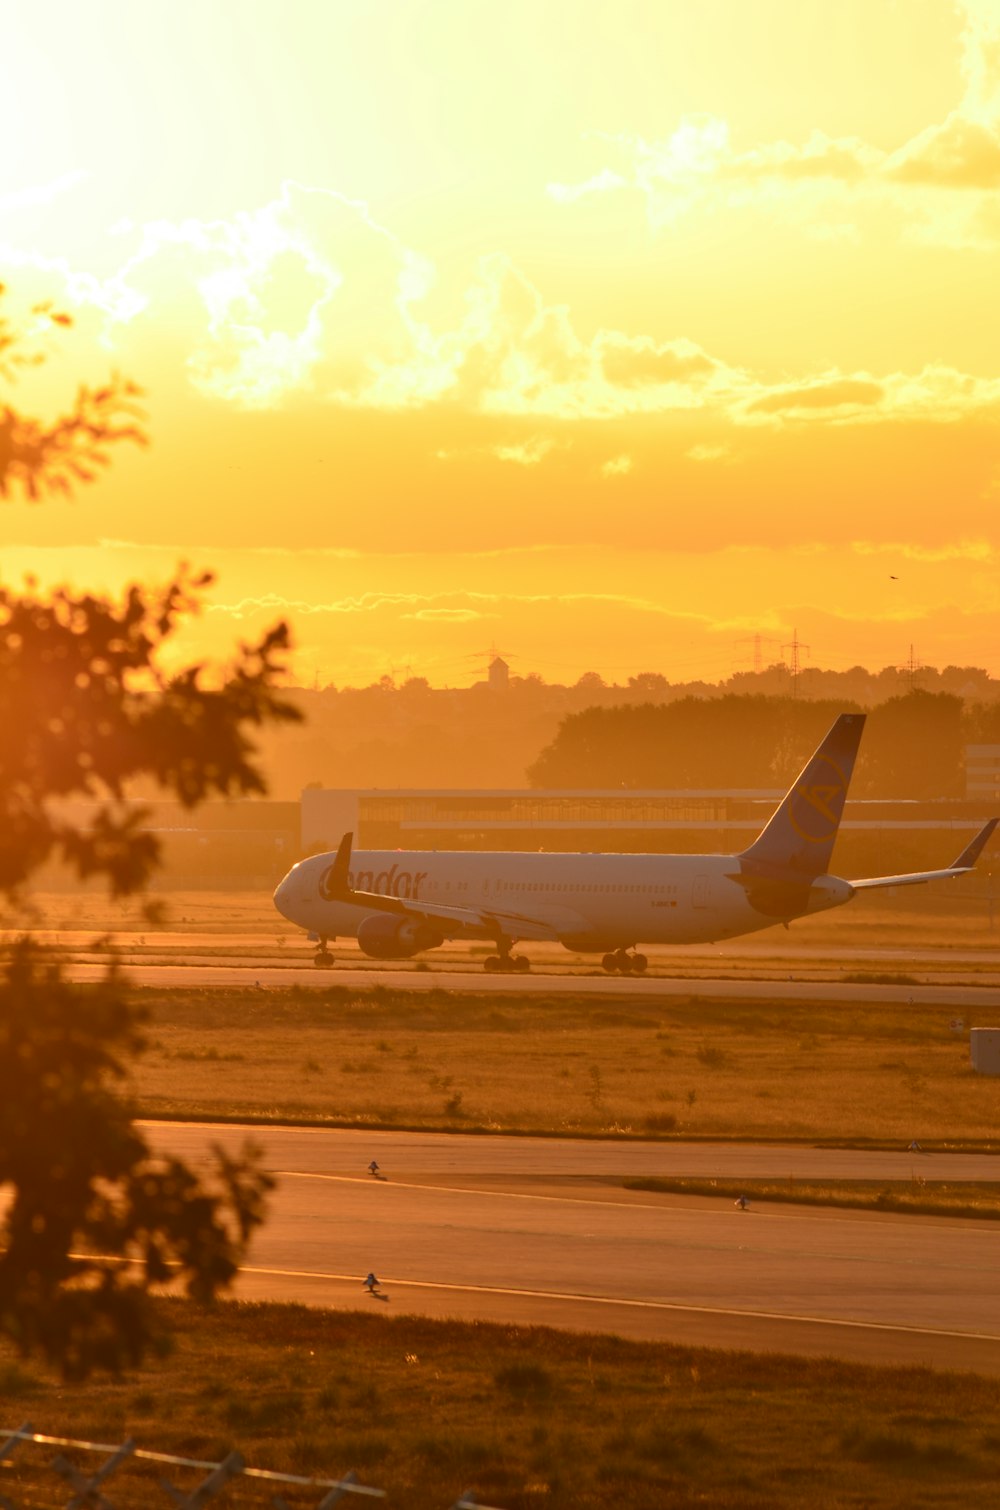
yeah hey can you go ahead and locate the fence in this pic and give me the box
[0,1427,506,1510]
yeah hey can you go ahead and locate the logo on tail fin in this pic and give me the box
[787,755,848,844]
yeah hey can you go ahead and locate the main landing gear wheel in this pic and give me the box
[314,947,335,969]
[483,952,531,974]
[601,950,647,974]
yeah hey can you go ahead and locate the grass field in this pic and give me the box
[624,1177,1000,1219]
[124,984,1000,1146]
[2,1300,1000,1509]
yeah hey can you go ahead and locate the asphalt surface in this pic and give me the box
[70,961,1000,1005]
[148,1122,1000,1375]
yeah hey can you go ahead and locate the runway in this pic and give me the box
[70,960,1000,1006]
[148,1122,1000,1375]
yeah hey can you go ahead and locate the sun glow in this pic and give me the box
[3,1,1000,685]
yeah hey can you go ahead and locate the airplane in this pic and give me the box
[272,713,997,973]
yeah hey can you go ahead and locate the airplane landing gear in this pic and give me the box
[601,949,648,974]
[484,954,531,973]
[314,940,335,968]
[483,937,531,973]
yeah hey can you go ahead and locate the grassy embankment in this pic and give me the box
[2,1301,1000,1509]
[624,1178,1000,1219]
[126,985,1000,1148]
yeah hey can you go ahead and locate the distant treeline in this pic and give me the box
[528,692,1000,797]
[234,667,1000,797]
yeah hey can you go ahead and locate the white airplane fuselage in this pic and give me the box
[274,847,854,952]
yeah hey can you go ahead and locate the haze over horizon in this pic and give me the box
[4,0,1000,687]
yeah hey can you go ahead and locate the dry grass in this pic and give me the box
[3,1300,1000,1509]
[625,1177,1000,1219]
[123,985,1000,1146]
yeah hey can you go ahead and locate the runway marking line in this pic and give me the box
[237,1261,1000,1344]
[67,1249,1000,1345]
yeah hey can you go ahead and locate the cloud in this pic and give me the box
[3,180,433,409]
[207,587,689,622]
[10,140,1000,433]
[600,454,632,478]
[402,607,490,622]
[377,254,748,421]
[597,333,717,388]
[94,538,362,560]
[547,1,1000,248]
[492,437,556,466]
[745,377,885,419]
[731,131,881,184]
[851,539,995,564]
[13,204,761,420]
[687,443,730,462]
[0,170,88,212]
[739,366,1000,426]
[887,115,1000,189]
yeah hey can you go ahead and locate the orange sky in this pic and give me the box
[3,0,1000,686]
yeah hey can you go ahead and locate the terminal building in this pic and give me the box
[43,753,999,893]
[966,745,1000,802]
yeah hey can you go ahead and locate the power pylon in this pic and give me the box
[903,644,922,692]
[781,628,811,696]
[735,632,781,675]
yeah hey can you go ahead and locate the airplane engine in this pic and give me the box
[356,913,444,959]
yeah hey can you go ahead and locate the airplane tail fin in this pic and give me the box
[738,713,866,882]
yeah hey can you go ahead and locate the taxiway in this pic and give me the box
[149,1122,1000,1375]
[71,961,1000,1005]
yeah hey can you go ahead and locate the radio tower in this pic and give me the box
[781,628,810,697]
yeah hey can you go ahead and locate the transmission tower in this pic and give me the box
[903,643,922,692]
[735,632,781,676]
[781,628,811,697]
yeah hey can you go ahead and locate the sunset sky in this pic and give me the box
[3,0,1000,686]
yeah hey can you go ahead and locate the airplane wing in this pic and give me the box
[849,818,997,891]
[322,832,587,943]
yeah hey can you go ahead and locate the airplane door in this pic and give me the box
[692,875,712,908]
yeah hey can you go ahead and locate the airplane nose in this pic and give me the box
[273,870,297,921]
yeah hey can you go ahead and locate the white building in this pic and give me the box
[966,745,1000,801]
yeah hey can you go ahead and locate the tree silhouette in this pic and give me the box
[0,283,299,1376]
[0,284,146,499]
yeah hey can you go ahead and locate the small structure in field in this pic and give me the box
[969,1028,1000,1075]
